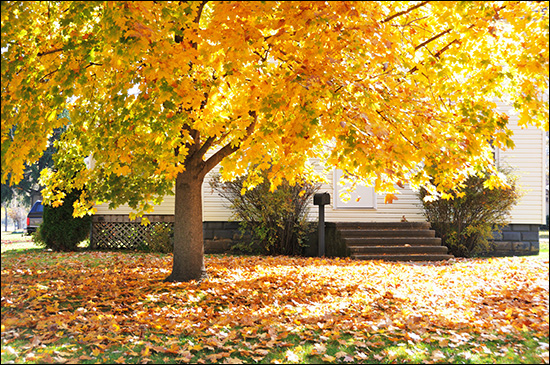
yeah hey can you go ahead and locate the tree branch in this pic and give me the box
[39,62,102,83]
[39,68,60,83]
[37,47,64,57]
[408,37,460,74]
[202,111,257,174]
[194,1,208,24]
[432,38,460,59]
[414,28,452,51]
[196,135,217,160]
[376,110,420,149]
[381,1,430,24]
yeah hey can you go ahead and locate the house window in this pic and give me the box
[333,169,377,209]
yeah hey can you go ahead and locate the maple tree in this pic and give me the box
[1,1,548,281]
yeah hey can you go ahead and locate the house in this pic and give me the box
[91,101,547,258]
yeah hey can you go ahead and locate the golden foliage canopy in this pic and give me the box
[1,1,548,215]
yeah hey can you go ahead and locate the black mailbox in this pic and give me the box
[314,192,330,206]
[313,192,330,257]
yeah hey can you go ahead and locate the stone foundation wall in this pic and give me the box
[202,222,543,257]
[488,224,540,257]
[203,221,242,254]
[91,216,541,257]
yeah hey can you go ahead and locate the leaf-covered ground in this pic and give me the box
[1,251,548,363]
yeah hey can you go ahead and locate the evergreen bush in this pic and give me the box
[34,189,92,251]
[211,170,319,256]
[419,168,521,257]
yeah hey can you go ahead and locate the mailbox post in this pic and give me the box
[313,192,330,257]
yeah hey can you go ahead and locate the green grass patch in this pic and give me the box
[2,327,547,364]
[1,232,39,253]
[535,230,549,260]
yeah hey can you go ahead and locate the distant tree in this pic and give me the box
[1,122,67,208]
[7,206,26,230]
[1,117,66,231]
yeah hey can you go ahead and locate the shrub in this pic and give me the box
[211,171,319,256]
[142,224,173,253]
[419,168,521,257]
[34,189,92,251]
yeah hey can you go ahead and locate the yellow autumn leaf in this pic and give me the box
[322,355,336,362]
[141,346,150,357]
[384,193,398,204]
[115,165,131,176]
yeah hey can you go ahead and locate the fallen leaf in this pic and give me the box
[285,349,300,362]
[223,357,243,364]
[322,354,336,362]
[311,343,327,355]
[335,351,348,358]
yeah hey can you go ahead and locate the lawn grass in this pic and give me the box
[536,230,549,261]
[4,330,545,364]
[1,231,89,254]
[2,245,549,364]
[0,231,38,253]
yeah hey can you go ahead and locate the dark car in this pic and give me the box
[26,200,43,235]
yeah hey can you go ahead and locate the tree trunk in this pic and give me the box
[162,111,256,282]
[164,169,206,282]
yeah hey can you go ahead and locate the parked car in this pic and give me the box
[26,200,43,235]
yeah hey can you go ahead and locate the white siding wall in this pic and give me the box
[496,102,546,224]
[307,174,426,223]
[94,195,176,216]
[93,165,235,221]
[95,103,546,224]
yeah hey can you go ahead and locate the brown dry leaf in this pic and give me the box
[206,352,227,362]
[311,343,327,355]
[254,349,269,356]
[373,354,384,361]
[91,348,102,357]
[141,346,151,357]
[285,349,300,362]
[431,350,446,361]
[175,353,194,363]
[343,354,355,362]
[223,357,243,364]
[335,351,348,358]
[52,356,68,363]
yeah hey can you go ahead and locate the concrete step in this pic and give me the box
[335,222,431,230]
[334,221,452,261]
[351,253,454,261]
[348,245,449,255]
[340,229,435,238]
[343,237,442,246]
